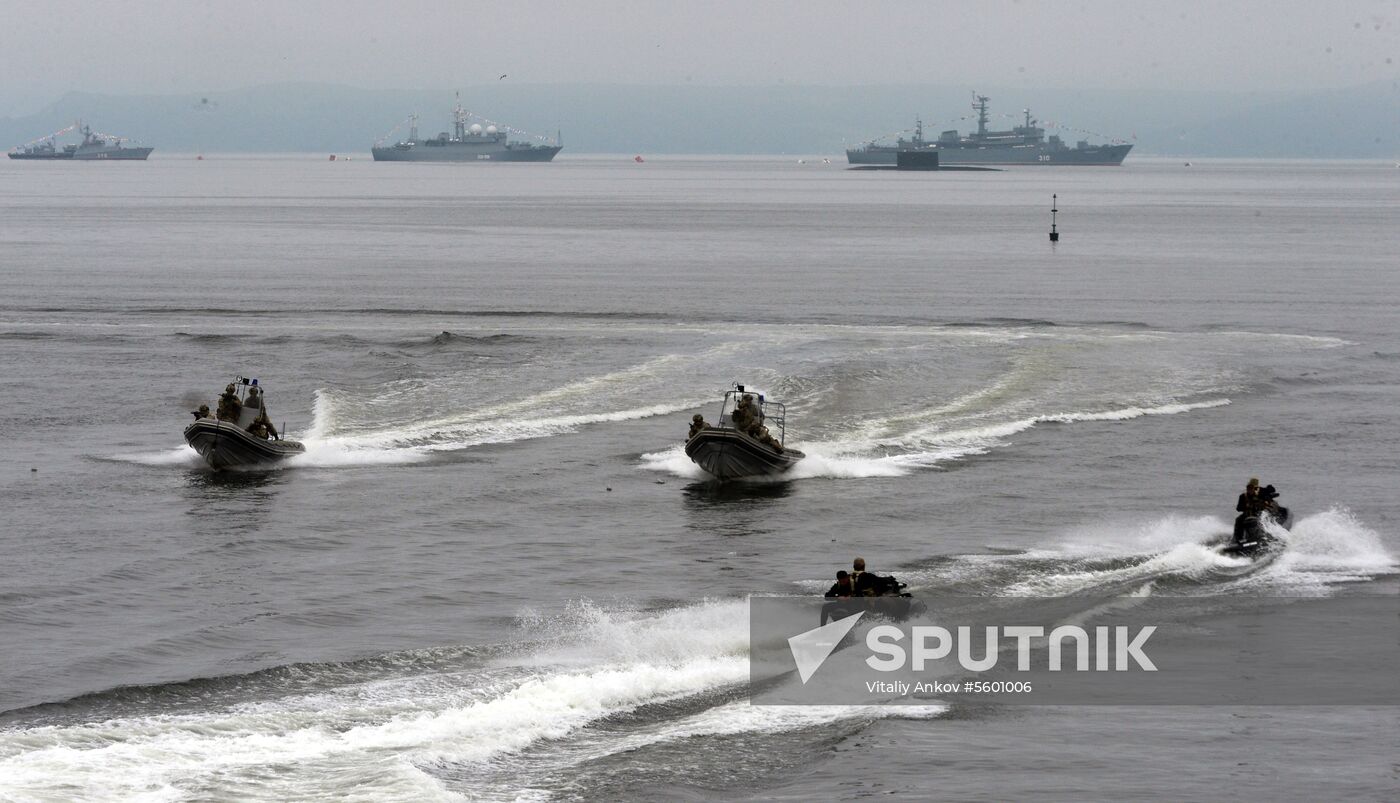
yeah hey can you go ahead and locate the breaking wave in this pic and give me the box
[423,331,528,348]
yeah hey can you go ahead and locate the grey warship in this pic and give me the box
[9,122,153,160]
[372,98,561,162]
[847,95,1130,166]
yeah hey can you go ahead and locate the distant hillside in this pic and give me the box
[2,82,1397,157]
[1133,82,1400,158]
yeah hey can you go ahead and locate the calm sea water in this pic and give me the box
[1,155,1397,801]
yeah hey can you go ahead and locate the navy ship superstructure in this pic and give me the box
[372,98,562,162]
[847,95,1130,166]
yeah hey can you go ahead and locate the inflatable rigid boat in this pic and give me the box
[684,385,805,480]
[183,377,304,469]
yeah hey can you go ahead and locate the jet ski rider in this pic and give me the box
[825,570,856,598]
[1232,478,1263,544]
[1233,477,1283,545]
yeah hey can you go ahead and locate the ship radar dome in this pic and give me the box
[485,125,498,135]
[469,123,483,135]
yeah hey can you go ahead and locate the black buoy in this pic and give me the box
[1049,194,1060,242]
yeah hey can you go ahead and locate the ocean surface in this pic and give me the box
[1,154,1397,801]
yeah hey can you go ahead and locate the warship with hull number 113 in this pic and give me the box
[371,97,562,162]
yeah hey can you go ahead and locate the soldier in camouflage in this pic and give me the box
[216,384,242,422]
[731,394,757,431]
[688,414,709,439]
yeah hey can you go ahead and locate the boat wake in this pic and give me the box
[117,355,714,469]
[875,509,1396,598]
[0,598,941,801]
[640,444,912,480]
[635,320,1297,481]
[8,510,1382,798]
[293,398,699,468]
[111,320,1337,476]
[642,398,1231,481]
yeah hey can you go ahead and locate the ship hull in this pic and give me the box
[183,419,305,470]
[11,148,153,160]
[684,428,805,481]
[71,147,153,161]
[371,144,561,162]
[847,143,1131,166]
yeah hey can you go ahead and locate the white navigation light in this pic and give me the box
[469,124,483,135]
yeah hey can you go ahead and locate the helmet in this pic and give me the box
[692,414,703,422]
[248,386,259,395]
[225,384,236,393]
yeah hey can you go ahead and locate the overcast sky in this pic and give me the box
[1,0,1396,115]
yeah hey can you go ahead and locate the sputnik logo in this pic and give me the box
[787,611,864,683]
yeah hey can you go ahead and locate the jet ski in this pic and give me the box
[183,377,305,469]
[821,580,923,626]
[684,385,805,480]
[1219,506,1292,558]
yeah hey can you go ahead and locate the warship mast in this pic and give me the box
[973,94,990,139]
